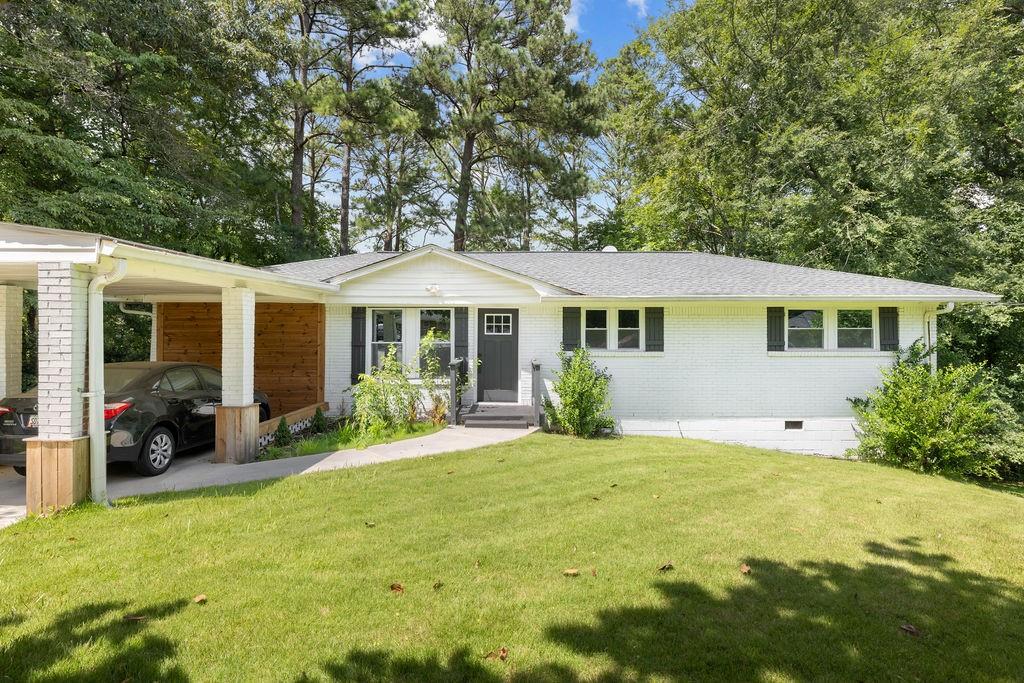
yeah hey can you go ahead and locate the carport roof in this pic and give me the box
[0,223,336,302]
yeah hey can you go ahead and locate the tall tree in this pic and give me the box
[411,0,596,250]
[352,117,441,250]
[278,0,336,251]
[317,0,419,254]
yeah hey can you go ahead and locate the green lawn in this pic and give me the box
[2,434,1023,682]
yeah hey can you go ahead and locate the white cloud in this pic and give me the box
[417,23,444,47]
[626,0,648,18]
[565,0,584,32]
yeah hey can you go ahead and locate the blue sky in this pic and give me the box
[568,0,668,62]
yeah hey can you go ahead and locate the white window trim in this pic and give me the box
[782,307,880,353]
[367,308,457,375]
[368,308,405,370]
[419,308,455,375]
[582,307,646,352]
[483,312,513,335]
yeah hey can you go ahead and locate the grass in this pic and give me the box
[2,433,1024,681]
[259,421,444,461]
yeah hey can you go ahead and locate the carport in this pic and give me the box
[0,223,336,514]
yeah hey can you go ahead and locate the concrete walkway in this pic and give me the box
[0,426,534,529]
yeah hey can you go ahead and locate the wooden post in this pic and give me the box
[531,360,542,427]
[448,359,460,426]
[25,437,90,515]
[215,404,260,464]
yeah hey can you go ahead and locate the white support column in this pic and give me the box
[221,287,255,406]
[150,303,158,361]
[36,263,88,439]
[215,287,258,464]
[27,263,90,515]
[0,285,23,398]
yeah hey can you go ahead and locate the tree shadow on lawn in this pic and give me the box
[309,538,1024,682]
[1,599,189,682]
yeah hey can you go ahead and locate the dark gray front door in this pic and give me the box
[478,309,518,402]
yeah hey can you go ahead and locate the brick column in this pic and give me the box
[0,285,23,398]
[27,263,90,514]
[215,287,258,463]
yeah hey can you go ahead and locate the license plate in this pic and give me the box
[27,415,38,428]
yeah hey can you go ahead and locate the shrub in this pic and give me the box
[311,406,328,433]
[352,346,417,435]
[544,347,614,437]
[273,416,293,447]
[851,358,1017,479]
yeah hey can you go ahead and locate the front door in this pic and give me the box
[478,309,518,402]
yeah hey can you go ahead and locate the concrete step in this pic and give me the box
[464,418,531,429]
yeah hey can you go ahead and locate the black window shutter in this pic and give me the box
[767,307,785,351]
[879,307,899,351]
[351,306,366,384]
[645,307,664,352]
[562,307,581,351]
[454,307,469,379]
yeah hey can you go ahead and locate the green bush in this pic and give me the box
[273,416,293,447]
[851,356,1021,479]
[311,406,328,433]
[352,346,417,435]
[544,347,614,437]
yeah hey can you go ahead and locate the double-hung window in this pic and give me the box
[585,310,608,349]
[582,308,644,351]
[837,309,873,348]
[371,309,403,368]
[787,309,824,349]
[617,309,640,349]
[419,309,452,369]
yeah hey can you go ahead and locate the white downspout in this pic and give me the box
[925,302,955,372]
[87,259,127,505]
[118,302,156,360]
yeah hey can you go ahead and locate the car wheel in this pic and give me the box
[259,404,270,422]
[134,426,175,476]
[12,466,26,477]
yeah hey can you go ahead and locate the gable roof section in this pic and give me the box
[265,248,999,302]
[266,246,579,296]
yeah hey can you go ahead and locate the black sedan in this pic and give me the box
[0,362,271,477]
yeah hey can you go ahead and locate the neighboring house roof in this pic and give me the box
[263,247,1000,302]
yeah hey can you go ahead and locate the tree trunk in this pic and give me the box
[522,174,532,251]
[339,141,352,254]
[452,133,476,251]
[338,33,355,255]
[289,6,312,245]
[290,106,306,237]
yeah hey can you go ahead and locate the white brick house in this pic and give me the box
[0,223,1000,513]
[266,247,998,455]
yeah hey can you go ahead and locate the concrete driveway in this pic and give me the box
[0,426,534,529]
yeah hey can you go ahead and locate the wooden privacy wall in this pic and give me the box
[156,303,325,417]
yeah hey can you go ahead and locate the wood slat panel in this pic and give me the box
[157,302,326,417]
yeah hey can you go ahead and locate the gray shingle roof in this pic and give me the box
[264,249,998,301]
[264,252,396,281]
